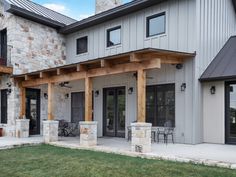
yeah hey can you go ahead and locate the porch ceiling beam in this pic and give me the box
[0,66,13,74]
[20,58,161,88]
[77,64,87,72]
[130,53,141,62]
[100,59,111,68]
[40,72,49,78]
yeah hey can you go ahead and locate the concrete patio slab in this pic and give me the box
[0,136,43,150]
[49,137,236,169]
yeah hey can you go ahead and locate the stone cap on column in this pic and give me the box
[131,122,152,127]
[16,119,30,123]
[43,120,59,124]
[79,121,98,125]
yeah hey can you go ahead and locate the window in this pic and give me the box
[107,26,121,47]
[146,84,175,127]
[147,12,166,37]
[76,36,88,55]
[0,29,7,65]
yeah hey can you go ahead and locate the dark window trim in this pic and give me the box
[107,26,121,48]
[146,12,166,38]
[1,89,8,124]
[146,83,175,127]
[76,36,88,55]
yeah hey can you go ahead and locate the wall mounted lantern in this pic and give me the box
[95,90,100,97]
[6,82,12,95]
[128,87,134,95]
[176,64,183,70]
[210,86,216,95]
[65,93,69,99]
[44,93,48,99]
[181,83,186,92]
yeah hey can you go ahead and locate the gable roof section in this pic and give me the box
[200,36,236,82]
[3,0,77,28]
[60,0,166,34]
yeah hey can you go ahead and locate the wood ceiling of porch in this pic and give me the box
[13,48,195,88]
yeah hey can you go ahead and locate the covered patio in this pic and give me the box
[13,48,195,153]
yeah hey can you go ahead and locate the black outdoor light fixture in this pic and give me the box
[65,93,69,99]
[128,87,134,94]
[6,82,12,95]
[210,86,216,95]
[181,83,186,92]
[95,90,100,97]
[176,64,183,70]
[44,93,48,99]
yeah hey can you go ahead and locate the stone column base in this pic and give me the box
[131,123,152,153]
[43,121,59,143]
[80,121,97,146]
[16,119,30,138]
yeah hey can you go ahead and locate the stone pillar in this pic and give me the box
[131,123,152,153]
[43,120,58,143]
[16,119,30,138]
[80,121,97,146]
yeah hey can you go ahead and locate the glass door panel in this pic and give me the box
[117,88,125,137]
[105,89,116,136]
[104,87,126,137]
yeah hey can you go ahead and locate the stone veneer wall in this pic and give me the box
[0,2,67,136]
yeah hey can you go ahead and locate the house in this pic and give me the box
[0,0,236,153]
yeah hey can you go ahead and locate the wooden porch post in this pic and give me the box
[48,82,54,121]
[137,69,146,122]
[85,77,93,121]
[20,86,26,119]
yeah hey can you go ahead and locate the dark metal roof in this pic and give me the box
[3,0,77,28]
[60,0,166,34]
[200,36,236,82]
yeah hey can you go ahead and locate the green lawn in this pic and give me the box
[0,145,235,177]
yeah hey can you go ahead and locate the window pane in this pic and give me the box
[148,13,165,37]
[107,27,121,47]
[77,36,88,54]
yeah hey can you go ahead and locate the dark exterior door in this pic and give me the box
[1,89,7,124]
[71,92,85,123]
[26,89,40,135]
[146,84,175,127]
[225,82,236,144]
[103,87,126,137]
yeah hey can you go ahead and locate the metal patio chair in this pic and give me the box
[157,121,174,144]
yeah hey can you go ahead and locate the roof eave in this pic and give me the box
[6,4,66,29]
[60,0,165,34]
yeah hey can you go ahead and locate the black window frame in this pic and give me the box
[146,12,166,38]
[146,83,175,127]
[76,36,88,55]
[107,26,121,48]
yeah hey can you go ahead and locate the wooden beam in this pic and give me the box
[20,86,26,119]
[21,58,161,88]
[85,77,93,121]
[0,66,13,74]
[40,72,49,78]
[48,82,54,121]
[77,64,87,72]
[130,53,141,62]
[101,59,111,67]
[137,69,146,123]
